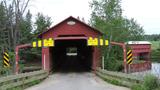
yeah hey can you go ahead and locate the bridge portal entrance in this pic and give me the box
[50,39,93,72]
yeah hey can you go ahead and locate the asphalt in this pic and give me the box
[25,72,130,90]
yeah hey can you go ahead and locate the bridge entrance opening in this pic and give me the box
[50,39,93,72]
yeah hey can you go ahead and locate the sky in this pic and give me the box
[29,0,160,35]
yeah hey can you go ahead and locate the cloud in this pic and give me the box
[121,0,160,34]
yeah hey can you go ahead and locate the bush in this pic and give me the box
[104,59,123,71]
[132,74,160,90]
[143,74,159,90]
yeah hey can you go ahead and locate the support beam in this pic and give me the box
[15,44,31,74]
[110,42,127,73]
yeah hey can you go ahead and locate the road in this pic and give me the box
[26,72,130,90]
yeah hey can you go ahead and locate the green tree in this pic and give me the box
[0,2,7,67]
[19,10,32,44]
[125,18,144,40]
[90,0,144,71]
[34,13,52,36]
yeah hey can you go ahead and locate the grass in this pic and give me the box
[97,70,160,90]
[8,79,42,90]
[150,41,160,62]
[96,72,123,86]
[150,41,160,50]
[131,74,160,90]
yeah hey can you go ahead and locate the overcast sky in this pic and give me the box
[29,0,160,35]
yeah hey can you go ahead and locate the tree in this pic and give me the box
[124,18,144,40]
[90,0,144,71]
[1,0,31,51]
[34,13,52,36]
[19,10,32,44]
[0,2,7,62]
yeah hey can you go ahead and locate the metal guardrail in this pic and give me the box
[0,70,48,90]
[96,68,143,87]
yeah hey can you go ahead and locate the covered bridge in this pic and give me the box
[38,16,102,72]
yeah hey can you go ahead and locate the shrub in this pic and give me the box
[104,59,123,71]
[143,74,159,90]
[132,74,160,90]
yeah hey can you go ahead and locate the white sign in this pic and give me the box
[67,21,76,25]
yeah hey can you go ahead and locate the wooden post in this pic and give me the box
[122,44,127,73]
[102,56,104,70]
[15,47,19,74]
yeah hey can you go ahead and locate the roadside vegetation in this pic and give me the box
[132,74,160,90]
[97,69,160,90]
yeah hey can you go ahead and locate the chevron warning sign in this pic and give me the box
[3,51,10,68]
[127,50,133,64]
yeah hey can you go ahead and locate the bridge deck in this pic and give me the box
[25,72,130,90]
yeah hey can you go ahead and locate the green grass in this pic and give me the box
[150,41,160,50]
[131,74,160,90]
[8,79,42,90]
[150,41,160,62]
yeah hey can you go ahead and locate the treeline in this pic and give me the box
[0,0,52,71]
[144,34,160,41]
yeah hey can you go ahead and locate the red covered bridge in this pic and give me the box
[39,16,103,72]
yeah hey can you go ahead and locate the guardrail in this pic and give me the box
[0,70,48,90]
[96,68,143,87]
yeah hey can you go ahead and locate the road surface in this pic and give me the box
[26,72,130,90]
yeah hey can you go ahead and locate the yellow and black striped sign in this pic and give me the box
[3,51,10,68]
[127,50,133,64]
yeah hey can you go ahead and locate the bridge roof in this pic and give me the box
[38,16,103,38]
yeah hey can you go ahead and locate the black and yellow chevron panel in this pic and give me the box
[3,51,10,68]
[127,50,133,64]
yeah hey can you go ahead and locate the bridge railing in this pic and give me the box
[0,70,48,90]
[96,68,143,87]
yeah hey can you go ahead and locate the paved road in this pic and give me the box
[26,72,130,90]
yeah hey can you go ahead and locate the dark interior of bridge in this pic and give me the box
[51,39,93,72]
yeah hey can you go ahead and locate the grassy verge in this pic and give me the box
[96,69,142,88]
[96,69,160,90]
[8,79,42,90]
[96,72,124,86]
[131,74,160,90]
